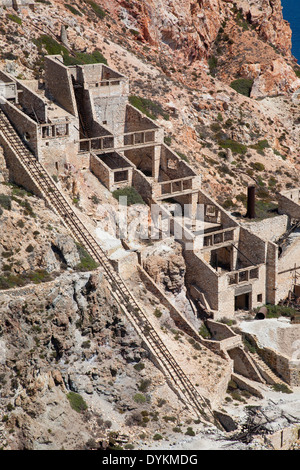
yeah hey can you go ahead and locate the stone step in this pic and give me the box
[250,352,287,386]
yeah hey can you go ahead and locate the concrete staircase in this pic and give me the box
[0,109,217,423]
[249,352,288,386]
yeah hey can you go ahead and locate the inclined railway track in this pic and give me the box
[0,109,215,422]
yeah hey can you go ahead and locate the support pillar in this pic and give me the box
[152,145,161,181]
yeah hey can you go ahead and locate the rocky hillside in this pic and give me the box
[0,155,205,450]
[1,0,300,450]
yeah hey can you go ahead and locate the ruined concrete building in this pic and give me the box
[1,54,300,326]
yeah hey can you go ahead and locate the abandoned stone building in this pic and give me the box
[1,54,300,325]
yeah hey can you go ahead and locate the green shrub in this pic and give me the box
[176,151,189,163]
[133,393,146,404]
[230,78,254,97]
[219,139,247,155]
[271,384,293,394]
[263,304,297,319]
[199,324,211,338]
[0,194,12,211]
[33,35,107,66]
[112,186,145,206]
[294,67,300,78]
[185,427,195,436]
[67,392,88,413]
[153,433,163,441]
[138,379,151,393]
[250,140,270,155]
[172,427,182,433]
[208,56,218,76]
[84,0,106,19]
[129,95,169,121]
[0,270,52,290]
[133,362,145,372]
[65,3,82,15]
[251,162,265,171]
[153,308,163,318]
[7,14,22,25]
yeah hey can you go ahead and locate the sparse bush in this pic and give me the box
[251,162,265,172]
[125,412,143,426]
[112,186,145,206]
[271,384,293,394]
[230,78,253,97]
[219,139,247,155]
[0,194,12,211]
[185,427,195,436]
[134,362,145,372]
[84,0,106,19]
[129,95,169,121]
[138,379,151,393]
[208,56,218,76]
[75,243,99,272]
[66,392,88,413]
[7,14,22,25]
[133,393,146,404]
[153,433,163,441]
[153,308,163,318]
[65,3,82,16]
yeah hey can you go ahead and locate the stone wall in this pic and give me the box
[241,215,289,242]
[198,189,238,229]
[160,144,195,180]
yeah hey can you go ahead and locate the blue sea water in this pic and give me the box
[281,0,300,61]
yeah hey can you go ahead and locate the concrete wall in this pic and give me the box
[90,153,111,189]
[241,215,289,242]
[266,425,300,450]
[198,189,238,229]
[94,95,128,138]
[17,81,47,123]
[238,227,266,267]
[246,332,300,386]
[160,144,195,180]
[185,250,219,311]
[278,190,300,220]
[277,237,300,302]
[37,117,79,175]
